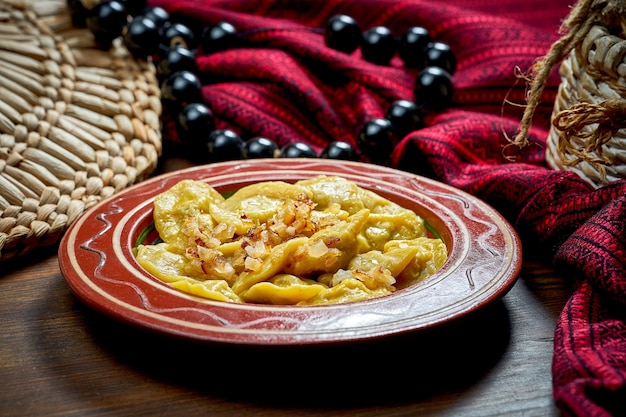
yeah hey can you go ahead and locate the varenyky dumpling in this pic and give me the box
[135,175,448,305]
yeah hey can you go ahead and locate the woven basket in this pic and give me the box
[0,0,162,261]
[545,24,626,188]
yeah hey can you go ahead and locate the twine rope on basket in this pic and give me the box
[552,99,626,171]
[511,0,626,184]
[0,0,162,261]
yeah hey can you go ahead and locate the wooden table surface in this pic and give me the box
[1,226,570,417]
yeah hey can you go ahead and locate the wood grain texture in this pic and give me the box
[0,243,569,417]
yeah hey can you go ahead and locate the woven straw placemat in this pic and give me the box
[0,0,162,261]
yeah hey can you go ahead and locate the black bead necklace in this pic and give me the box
[69,0,456,165]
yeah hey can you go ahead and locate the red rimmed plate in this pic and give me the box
[59,159,522,346]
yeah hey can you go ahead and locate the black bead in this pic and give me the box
[201,21,239,54]
[325,15,361,54]
[162,22,197,50]
[385,100,424,139]
[176,103,215,143]
[86,1,128,48]
[399,26,432,67]
[414,66,454,111]
[244,137,279,159]
[208,129,245,162]
[161,71,203,106]
[157,45,197,77]
[176,103,214,161]
[424,42,457,75]
[280,142,318,158]
[142,6,170,28]
[320,141,359,160]
[361,26,397,65]
[357,118,396,163]
[123,16,160,58]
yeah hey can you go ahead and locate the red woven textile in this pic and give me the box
[148,0,626,415]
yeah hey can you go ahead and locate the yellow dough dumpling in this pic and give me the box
[135,175,448,305]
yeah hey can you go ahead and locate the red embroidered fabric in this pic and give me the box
[148,0,626,415]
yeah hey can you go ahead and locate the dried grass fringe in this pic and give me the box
[511,0,626,188]
[0,0,162,261]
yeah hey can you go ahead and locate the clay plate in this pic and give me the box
[59,159,522,346]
